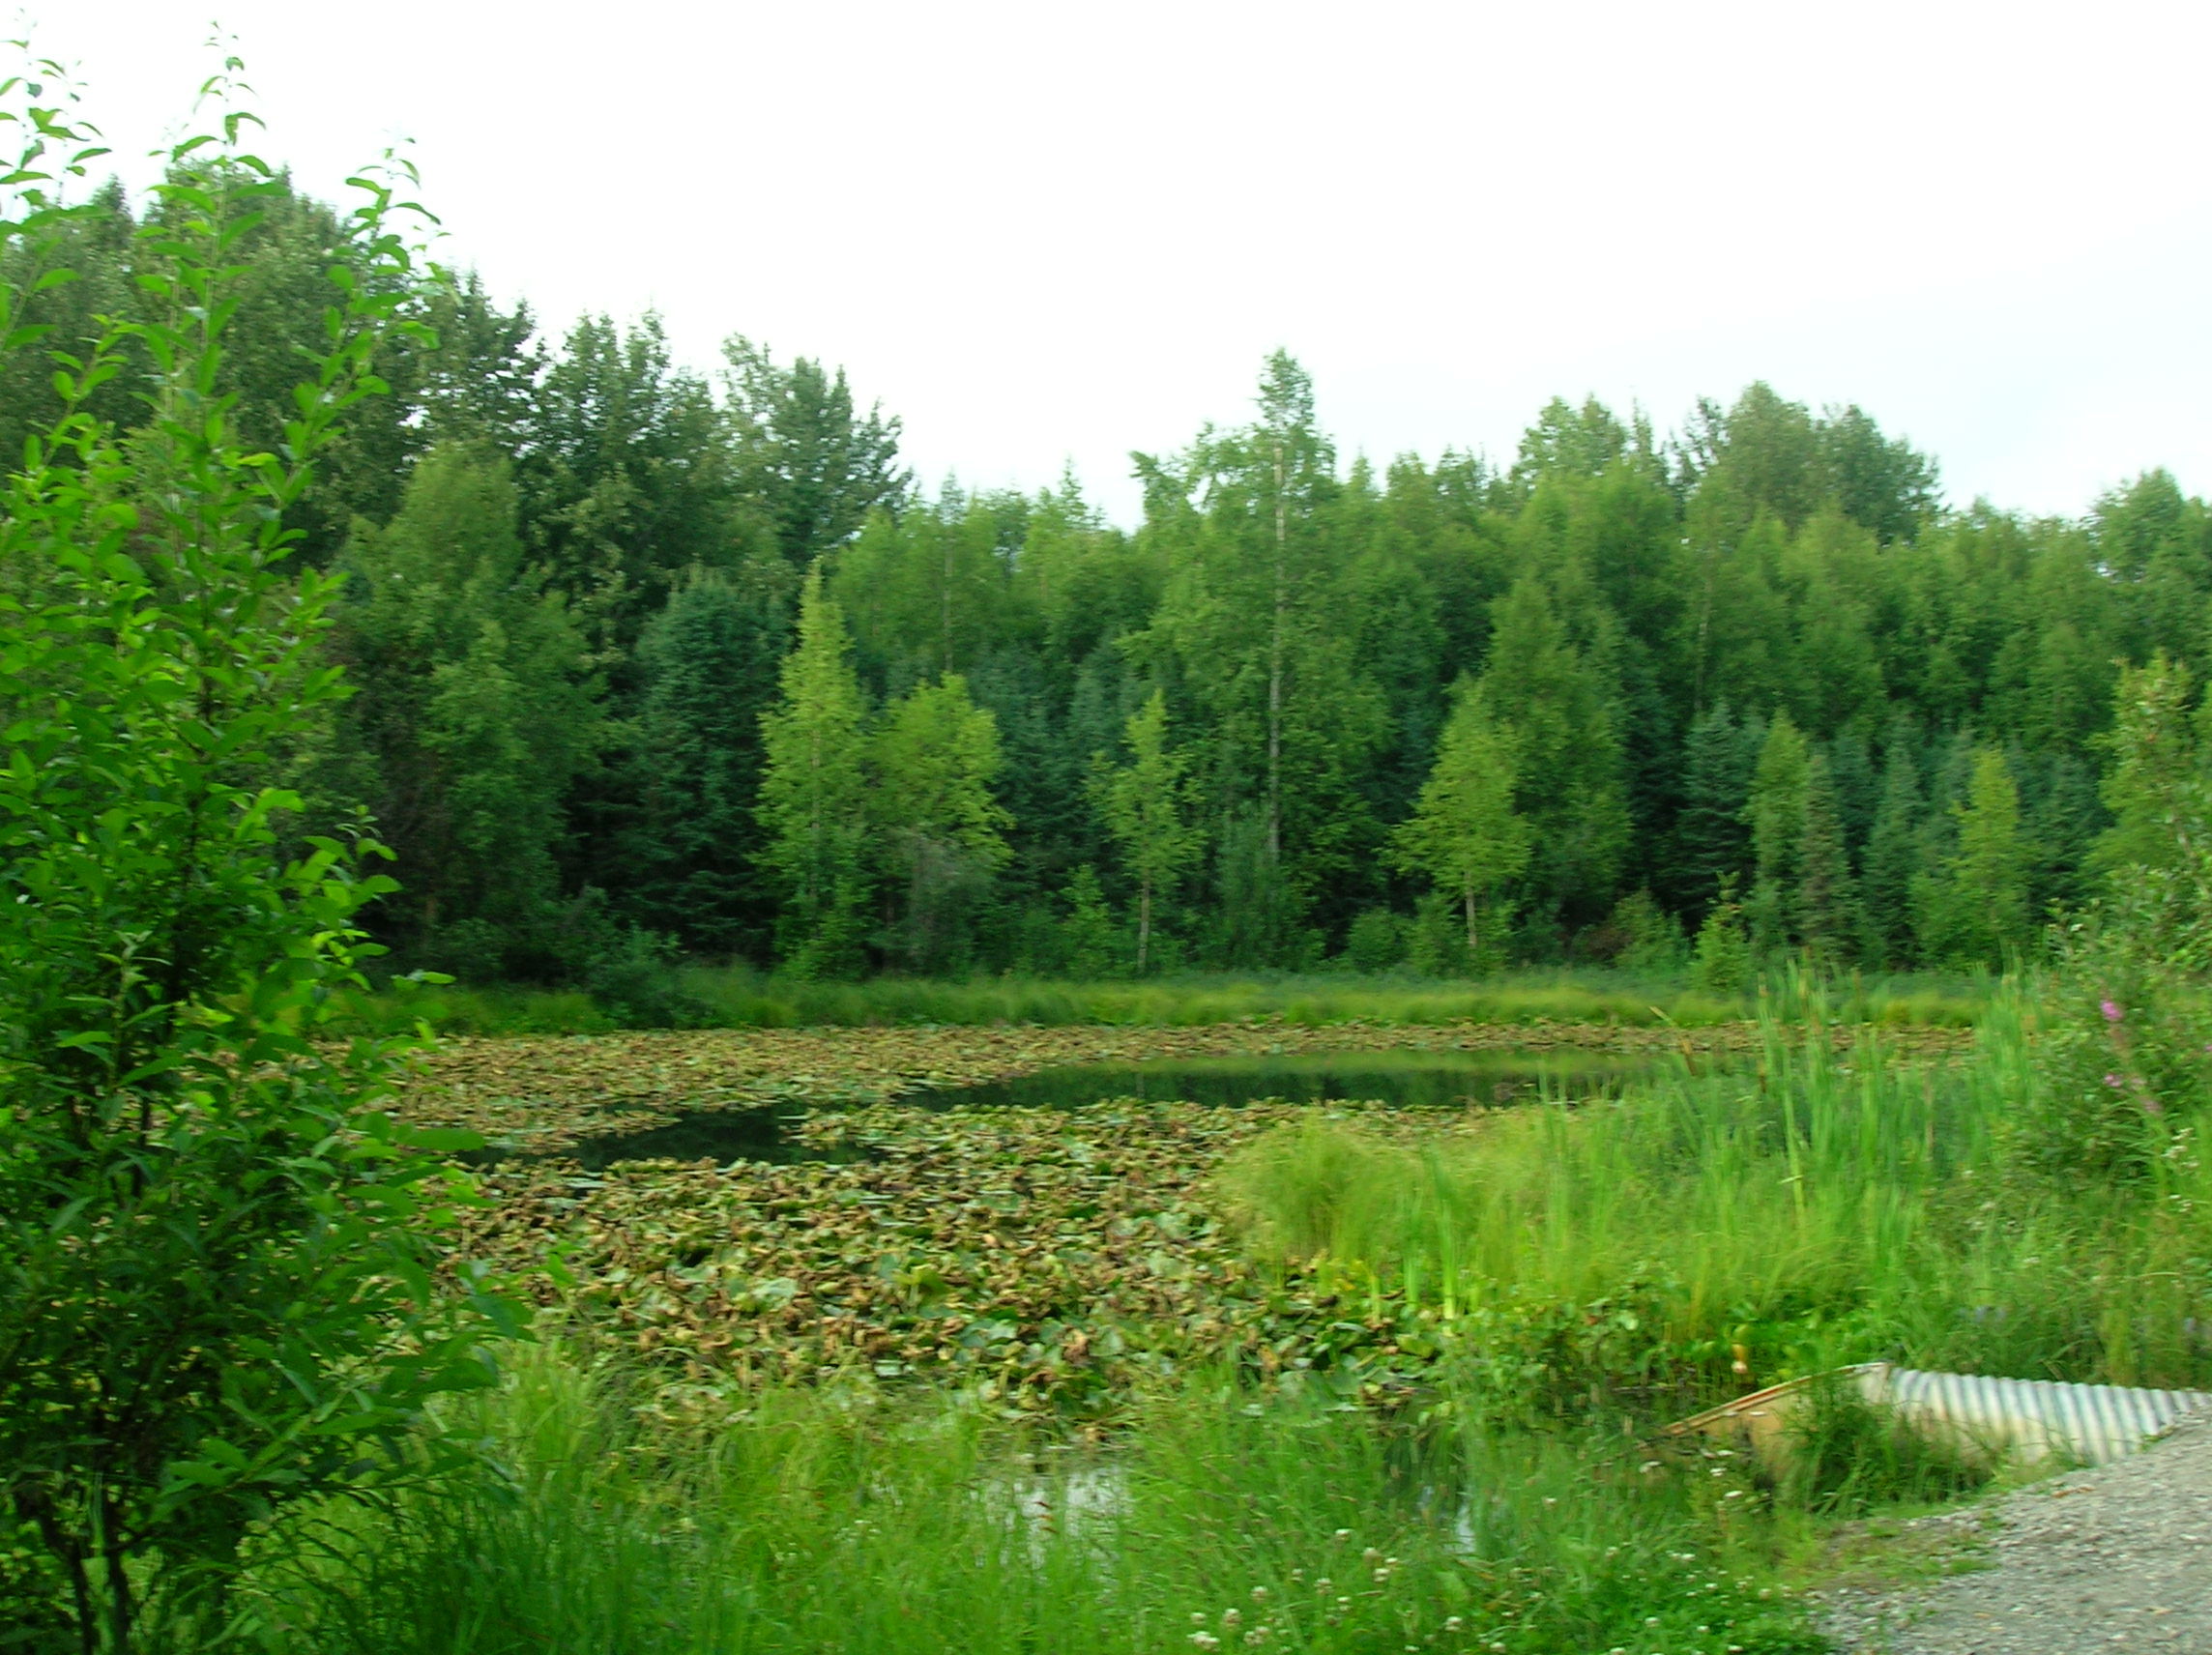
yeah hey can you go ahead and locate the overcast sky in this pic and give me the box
[21,0,2211,524]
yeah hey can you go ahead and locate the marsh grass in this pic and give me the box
[1216,993,2212,1404]
[335,967,1987,1037]
[1772,1376,1994,1517]
[246,1344,1820,1655]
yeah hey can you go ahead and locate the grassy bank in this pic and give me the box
[339,966,1990,1037]
[219,989,2211,1653]
[1218,994,2212,1404]
[242,1343,1823,1655]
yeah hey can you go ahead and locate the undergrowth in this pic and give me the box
[1215,992,2212,1408]
[242,1343,1823,1655]
[333,966,1988,1036]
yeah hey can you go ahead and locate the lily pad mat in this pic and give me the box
[399,1018,1970,1153]
[429,1021,1970,1422]
[455,1097,1483,1422]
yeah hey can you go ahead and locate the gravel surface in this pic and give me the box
[1818,1412,2212,1653]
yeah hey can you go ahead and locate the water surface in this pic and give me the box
[493,1048,1656,1169]
[904,1048,1653,1112]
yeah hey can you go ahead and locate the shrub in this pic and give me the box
[1340,907,1407,973]
[0,73,509,1648]
[2019,656,2212,1181]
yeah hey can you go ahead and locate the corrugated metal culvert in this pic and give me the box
[1664,1363,2212,1470]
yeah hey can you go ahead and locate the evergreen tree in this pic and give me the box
[1794,751,1857,967]
[2023,750,2107,919]
[625,566,790,954]
[1390,683,1532,960]
[757,569,874,975]
[1859,737,1924,967]
[1669,701,1755,918]
[1827,730,1878,855]
[1092,690,1203,973]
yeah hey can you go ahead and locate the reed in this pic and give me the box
[244,1343,1819,1655]
[1216,991,2212,1400]
[332,967,1988,1036]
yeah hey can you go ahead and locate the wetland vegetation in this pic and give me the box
[9,61,2212,1655]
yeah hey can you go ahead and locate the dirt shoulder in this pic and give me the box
[1816,1413,2212,1652]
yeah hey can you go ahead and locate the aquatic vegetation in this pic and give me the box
[397,1016,1965,1153]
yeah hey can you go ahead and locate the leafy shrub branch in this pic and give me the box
[0,61,512,1652]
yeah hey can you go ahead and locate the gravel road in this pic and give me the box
[1817,1412,2212,1653]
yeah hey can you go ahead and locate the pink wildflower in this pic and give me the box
[2101,998,2124,1024]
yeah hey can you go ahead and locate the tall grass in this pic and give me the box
[334,966,1988,1036]
[245,1344,1820,1655]
[1216,993,2212,1401]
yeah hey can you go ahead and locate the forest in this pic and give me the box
[23,65,2212,1655]
[13,170,2203,993]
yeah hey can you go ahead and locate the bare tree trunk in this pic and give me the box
[1465,885,1478,959]
[22,1490,95,1655]
[100,1490,132,1655]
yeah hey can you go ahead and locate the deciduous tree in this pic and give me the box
[1093,689,1203,973]
[757,568,873,975]
[1391,683,1533,960]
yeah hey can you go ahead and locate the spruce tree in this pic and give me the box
[626,566,789,955]
[1690,879,1752,994]
[1669,701,1753,920]
[1794,751,1858,968]
[1859,739,1924,967]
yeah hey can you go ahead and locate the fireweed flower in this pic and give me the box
[2103,998,2125,1023]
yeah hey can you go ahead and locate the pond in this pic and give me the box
[515,1048,1658,1170]
[898,1048,1656,1112]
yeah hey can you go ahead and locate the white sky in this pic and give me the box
[20,0,2212,525]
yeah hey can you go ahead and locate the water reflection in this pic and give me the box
[903,1049,1653,1112]
[485,1048,1656,1169]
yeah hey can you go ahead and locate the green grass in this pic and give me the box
[242,1343,1822,1655]
[121,987,2193,1651]
[335,965,1990,1036]
[1215,991,2212,1405]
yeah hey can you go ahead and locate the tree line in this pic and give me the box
[16,172,2206,983]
